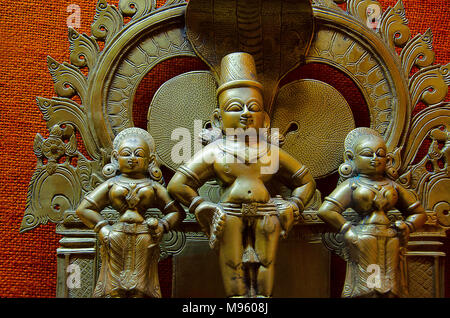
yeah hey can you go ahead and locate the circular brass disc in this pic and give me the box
[271,79,355,178]
[147,71,217,171]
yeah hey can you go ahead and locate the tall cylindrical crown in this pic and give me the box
[216,52,263,97]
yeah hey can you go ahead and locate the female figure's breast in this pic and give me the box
[109,181,156,223]
[352,181,398,225]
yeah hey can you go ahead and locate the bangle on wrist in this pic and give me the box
[189,196,205,214]
[160,218,170,233]
[163,200,176,214]
[289,197,304,212]
[339,221,352,234]
[405,221,416,233]
[94,220,109,233]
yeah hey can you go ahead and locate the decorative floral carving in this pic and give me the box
[42,138,66,161]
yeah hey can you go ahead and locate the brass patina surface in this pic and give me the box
[271,79,355,178]
[22,0,449,298]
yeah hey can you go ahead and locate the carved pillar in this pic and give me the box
[56,210,98,298]
[406,220,447,297]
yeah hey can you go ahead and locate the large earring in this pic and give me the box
[148,155,164,184]
[386,154,399,180]
[338,162,354,179]
[262,111,283,144]
[211,109,223,131]
[339,150,355,179]
[197,110,222,145]
[102,163,118,178]
[263,111,270,129]
[102,151,119,178]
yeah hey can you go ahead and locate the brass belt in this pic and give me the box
[112,222,149,234]
[220,202,278,217]
[353,224,397,237]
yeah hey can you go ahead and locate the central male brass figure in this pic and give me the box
[168,53,316,298]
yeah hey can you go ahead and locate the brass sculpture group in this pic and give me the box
[76,52,426,298]
[20,0,450,300]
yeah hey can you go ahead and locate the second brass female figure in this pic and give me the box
[318,127,426,298]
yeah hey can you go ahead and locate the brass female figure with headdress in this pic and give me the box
[318,127,427,298]
[76,127,185,298]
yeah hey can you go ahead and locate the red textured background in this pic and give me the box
[0,0,448,298]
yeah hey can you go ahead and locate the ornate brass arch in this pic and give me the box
[307,6,411,151]
[88,3,196,152]
[23,0,450,231]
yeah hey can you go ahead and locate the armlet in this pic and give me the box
[291,166,309,180]
[177,165,202,188]
[323,196,345,213]
[407,201,421,213]
[84,195,101,210]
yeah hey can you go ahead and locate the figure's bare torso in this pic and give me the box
[109,176,156,223]
[211,139,276,204]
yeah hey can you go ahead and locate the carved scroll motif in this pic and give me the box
[68,27,100,70]
[400,29,435,77]
[47,56,87,101]
[37,96,100,160]
[91,0,124,43]
[118,0,157,21]
[346,0,382,26]
[409,64,450,110]
[399,112,450,227]
[379,0,411,49]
